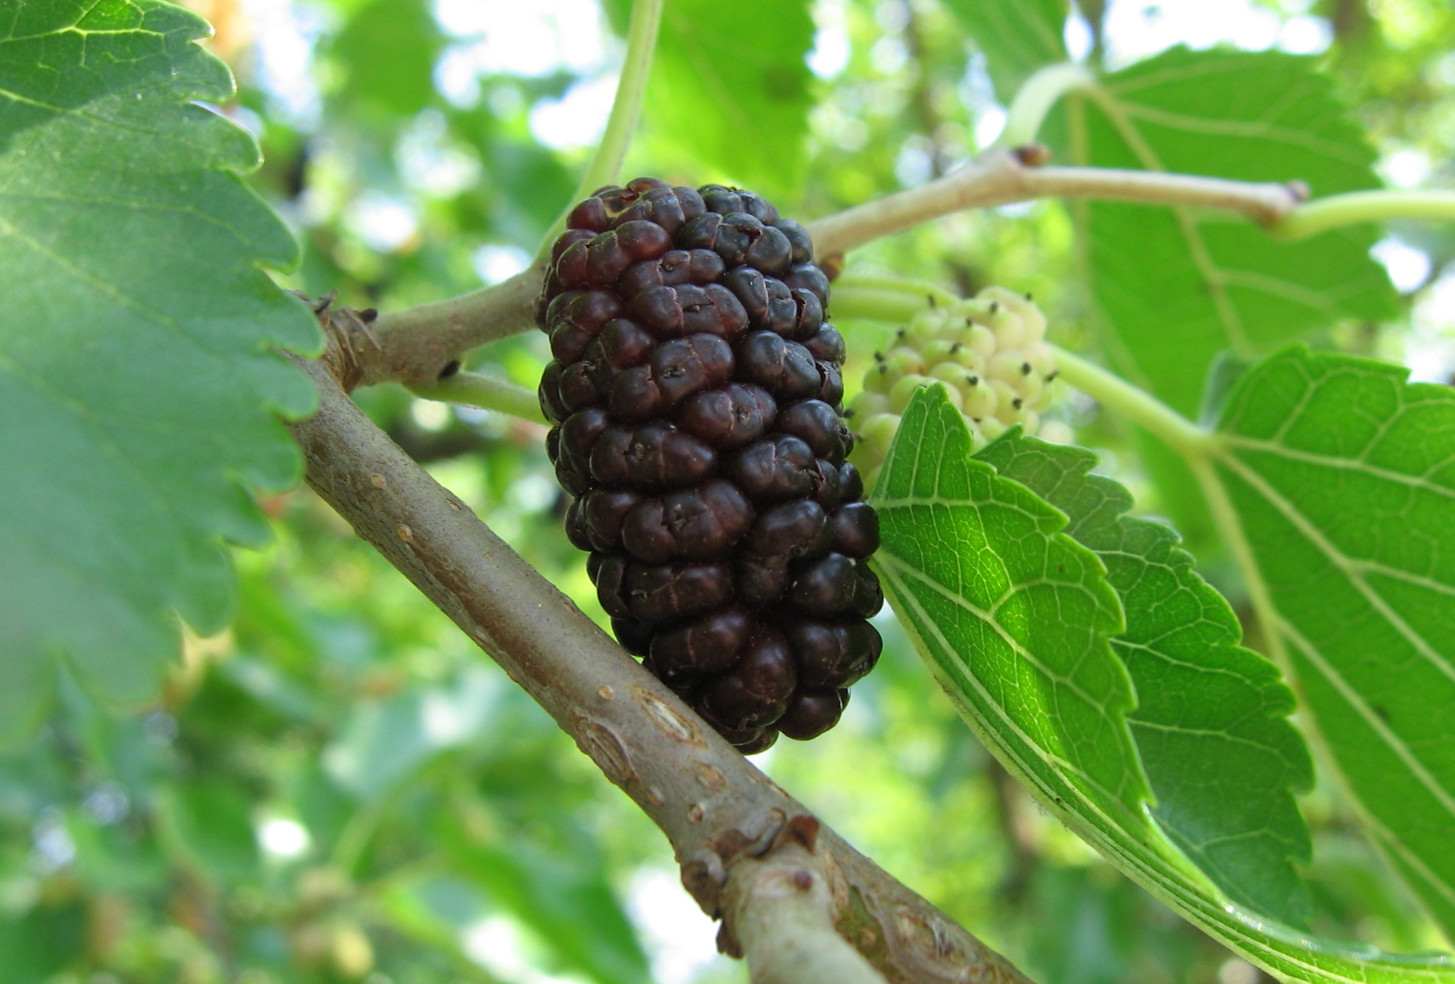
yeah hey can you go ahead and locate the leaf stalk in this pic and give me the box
[534,0,666,263]
[997,61,1097,149]
[1271,189,1455,241]
[1049,346,1212,459]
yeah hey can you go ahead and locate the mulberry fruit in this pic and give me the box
[538,177,882,753]
[849,287,1058,483]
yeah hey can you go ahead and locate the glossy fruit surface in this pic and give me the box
[538,178,882,751]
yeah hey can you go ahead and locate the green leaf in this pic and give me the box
[639,0,814,200]
[871,386,1158,854]
[328,0,445,117]
[155,780,262,885]
[0,898,85,984]
[1063,48,1395,414]
[439,819,652,984]
[0,0,321,738]
[875,387,1455,982]
[325,667,505,802]
[378,808,652,984]
[68,807,171,894]
[943,0,1068,99]
[976,432,1315,928]
[1212,347,1455,940]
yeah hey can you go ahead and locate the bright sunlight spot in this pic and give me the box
[259,818,311,859]
[508,473,561,513]
[435,0,608,76]
[808,0,851,78]
[1382,147,1433,188]
[352,193,419,252]
[1101,0,1330,66]
[241,0,324,123]
[1372,238,1433,293]
[628,869,725,984]
[461,916,581,984]
[1407,274,1455,383]
[1064,8,1095,60]
[530,75,620,149]
[410,399,453,431]
[474,244,532,284]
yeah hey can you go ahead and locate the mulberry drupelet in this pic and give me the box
[537,177,882,753]
[849,287,1059,485]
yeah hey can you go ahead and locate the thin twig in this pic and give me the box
[409,369,547,424]
[806,148,1305,258]
[287,351,1037,984]
[359,263,542,390]
[349,152,1305,392]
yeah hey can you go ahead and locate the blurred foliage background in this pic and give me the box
[3,0,1452,982]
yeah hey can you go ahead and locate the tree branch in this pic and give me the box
[355,263,543,390]
[805,148,1306,259]
[721,817,888,984]
[287,341,1038,984]
[340,150,1306,392]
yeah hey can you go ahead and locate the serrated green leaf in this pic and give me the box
[943,0,1068,99]
[0,1,321,739]
[1211,347,1455,941]
[871,385,1157,848]
[875,387,1455,982]
[640,0,813,200]
[1062,48,1395,414]
[977,432,1315,927]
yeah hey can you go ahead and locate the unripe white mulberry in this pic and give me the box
[960,375,999,420]
[848,287,1059,483]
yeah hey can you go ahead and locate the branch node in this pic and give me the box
[682,849,728,915]
[308,297,382,393]
[1011,143,1053,167]
[770,812,821,854]
[721,838,890,984]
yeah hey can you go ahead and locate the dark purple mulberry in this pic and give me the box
[538,178,883,752]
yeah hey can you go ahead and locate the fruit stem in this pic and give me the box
[1049,346,1213,459]
[997,62,1097,149]
[831,276,959,322]
[827,285,922,324]
[409,370,547,424]
[1270,189,1455,241]
[534,0,666,263]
